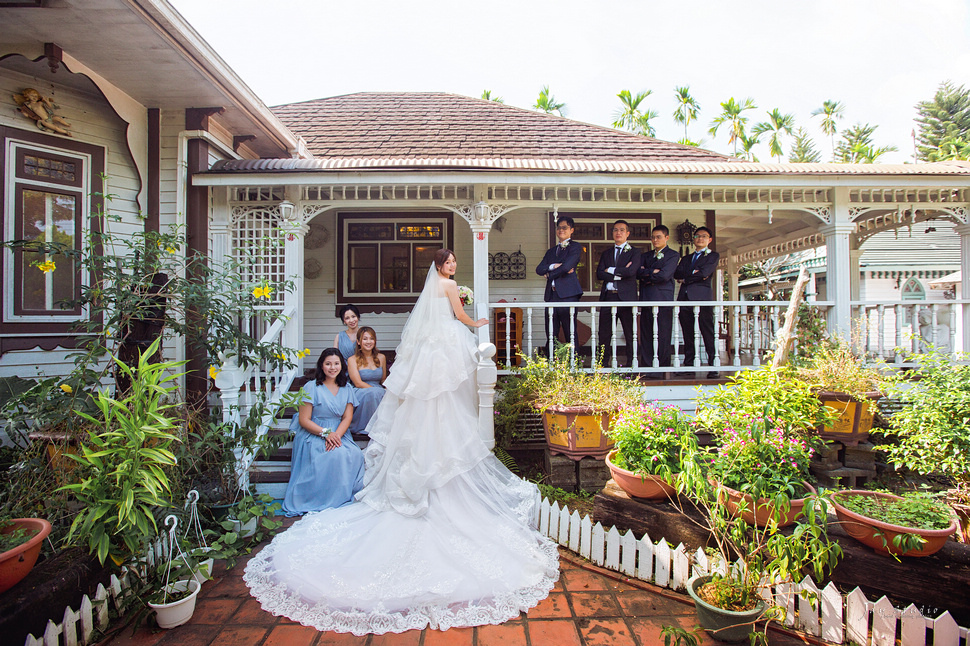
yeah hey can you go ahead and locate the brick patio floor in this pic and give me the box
[98,521,831,646]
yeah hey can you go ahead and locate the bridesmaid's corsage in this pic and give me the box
[457,286,474,306]
[319,427,333,437]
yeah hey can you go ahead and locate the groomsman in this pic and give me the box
[535,216,583,349]
[637,225,679,374]
[674,226,720,378]
[596,220,641,368]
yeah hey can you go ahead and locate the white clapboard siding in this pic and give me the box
[532,497,970,646]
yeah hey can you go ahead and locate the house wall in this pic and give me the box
[0,63,142,378]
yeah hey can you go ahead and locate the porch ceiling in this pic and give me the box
[0,0,297,157]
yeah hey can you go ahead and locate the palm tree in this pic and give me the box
[709,97,757,156]
[612,89,657,136]
[811,100,845,161]
[481,90,504,103]
[673,86,700,142]
[752,109,795,161]
[534,85,566,116]
[736,131,761,162]
[833,123,898,163]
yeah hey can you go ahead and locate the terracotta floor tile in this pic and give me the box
[560,569,613,591]
[552,577,566,592]
[627,616,710,646]
[232,597,282,625]
[526,592,572,619]
[526,619,582,646]
[316,632,372,645]
[369,630,422,646]
[205,574,250,598]
[154,624,221,646]
[567,591,622,617]
[187,598,244,624]
[422,626,475,646]
[477,621,528,646]
[102,625,166,646]
[210,625,270,645]
[264,623,321,645]
[615,590,695,617]
[576,617,638,646]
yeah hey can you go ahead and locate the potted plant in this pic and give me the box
[873,349,970,543]
[518,344,641,460]
[707,415,818,528]
[605,403,697,500]
[205,494,282,570]
[796,338,887,445]
[831,489,957,557]
[0,516,52,593]
[673,444,842,643]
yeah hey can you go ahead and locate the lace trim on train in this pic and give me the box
[243,536,559,636]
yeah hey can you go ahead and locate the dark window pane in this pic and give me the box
[381,244,409,292]
[19,189,77,311]
[413,245,442,288]
[397,224,442,240]
[348,245,378,292]
[348,223,393,241]
[573,223,604,239]
[22,154,76,183]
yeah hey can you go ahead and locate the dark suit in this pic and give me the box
[674,249,720,367]
[637,246,680,367]
[596,244,642,367]
[535,240,583,347]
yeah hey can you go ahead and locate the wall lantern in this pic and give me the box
[279,200,295,220]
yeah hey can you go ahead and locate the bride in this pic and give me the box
[245,249,559,635]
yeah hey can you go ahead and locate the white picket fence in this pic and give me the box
[23,497,970,646]
[535,497,970,646]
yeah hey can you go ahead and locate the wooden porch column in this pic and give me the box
[957,223,970,353]
[469,218,491,346]
[280,197,306,354]
[849,245,863,301]
[821,188,854,339]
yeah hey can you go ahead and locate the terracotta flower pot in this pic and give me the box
[716,480,816,528]
[815,391,881,446]
[605,450,676,501]
[687,575,766,643]
[541,405,615,460]
[832,490,957,557]
[0,518,53,594]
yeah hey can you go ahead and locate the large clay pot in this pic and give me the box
[541,405,615,460]
[716,481,816,528]
[605,450,676,501]
[815,391,881,446]
[149,578,202,629]
[0,518,53,594]
[832,490,957,557]
[687,575,766,643]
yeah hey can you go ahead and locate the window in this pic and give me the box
[2,128,103,333]
[338,213,453,304]
[556,213,658,295]
[901,277,926,300]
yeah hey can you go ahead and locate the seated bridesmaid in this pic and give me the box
[282,348,364,517]
[333,304,361,367]
[347,326,387,435]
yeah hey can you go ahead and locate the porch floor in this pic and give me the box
[98,518,830,646]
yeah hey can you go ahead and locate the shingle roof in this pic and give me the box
[269,92,737,163]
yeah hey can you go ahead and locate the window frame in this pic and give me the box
[337,212,454,305]
[1,127,104,336]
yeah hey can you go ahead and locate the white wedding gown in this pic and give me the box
[244,268,559,635]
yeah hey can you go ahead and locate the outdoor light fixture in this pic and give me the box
[278,200,295,220]
[767,204,773,225]
[473,200,489,222]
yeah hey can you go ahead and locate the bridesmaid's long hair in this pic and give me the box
[315,348,348,387]
[354,327,380,366]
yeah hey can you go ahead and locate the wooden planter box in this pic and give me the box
[541,405,615,460]
[815,391,881,446]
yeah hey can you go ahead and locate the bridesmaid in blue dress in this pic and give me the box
[347,326,387,435]
[282,348,365,517]
[333,304,362,367]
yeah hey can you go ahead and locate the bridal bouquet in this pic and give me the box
[457,286,474,306]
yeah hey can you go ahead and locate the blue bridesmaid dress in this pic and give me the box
[282,383,365,517]
[349,366,385,435]
[336,331,357,364]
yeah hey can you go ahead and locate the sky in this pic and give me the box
[168,0,970,164]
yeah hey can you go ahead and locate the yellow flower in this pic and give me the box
[252,285,274,299]
[59,383,72,394]
[275,352,286,361]
[208,366,220,379]
[165,246,177,254]
[37,260,56,274]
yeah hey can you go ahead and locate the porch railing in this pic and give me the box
[488,298,967,374]
[214,304,300,490]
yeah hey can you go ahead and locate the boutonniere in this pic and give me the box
[560,240,570,248]
[655,251,664,260]
[621,243,631,252]
[701,248,711,255]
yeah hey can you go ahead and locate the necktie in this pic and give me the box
[692,252,700,265]
[615,246,621,263]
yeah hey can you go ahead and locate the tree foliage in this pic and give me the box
[480,90,504,103]
[834,123,898,163]
[612,89,657,136]
[915,81,970,161]
[753,108,795,161]
[811,100,845,161]
[788,128,822,163]
[709,97,757,156]
[673,85,700,142]
[534,85,566,116]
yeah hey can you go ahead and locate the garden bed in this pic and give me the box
[594,479,970,625]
